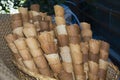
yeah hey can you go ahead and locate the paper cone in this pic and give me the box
[23,59,39,73]
[100,49,109,61]
[32,15,42,22]
[75,74,86,80]
[99,59,108,70]
[39,12,47,19]
[11,20,23,29]
[84,62,89,79]
[81,29,92,42]
[54,5,64,17]
[89,53,99,63]
[45,16,52,22]
[57,35,69,47]
[73,64,84,75]
[30,4,40,12]
[13,27,24,37]
[83,54,89,63]
[45,54,60,64]
[80,42,89,54]
[50,63,62,73]
[89,61,99,75]
[55,17,66,26]
[62,62,73,73]
[73,24,81,34]
[40,20,50,31]
[39,67,51,77]
[25,37,39,49]
[59,46,72,63]
[89,73,99,80]
[100,41,110,51]
[5,34,18,43]
[18,7,29,22]
[58,70,73,80]
[33,55,48,69]
[28,11,33,22]
[80,22,91,30]
[23,23,37,37]
[98,69,107,80]
[14,38,27,50]
[69,36,80,44]
[70,44,83,64]
[17,57,25,66]
[11,13,22,21]
[19,49,32,60]
[89,39,101,54]
[34,21,41,31]
[66,25,79,36]
[8,43,19,54]
[30,48,43,57]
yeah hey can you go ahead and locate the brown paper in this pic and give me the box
[80,42,89,54]
[14,38,28,50]
[23,59,39,73]
[13,27,24,37]
[5,34,18,43]
[40,20,50,31]
[58,70,73,80]
[100,49,109,61]
[89,39,101,54]
[69,36,80,44]
[75,74,86,80]
[100,41,110,51]
[89,53,99,63]
[62,62,73,73]
[54,5,64,17]
[99,59,108,70]
[67,25,79,36]
[11,20,23,29]
[80,22,91,30]
[50,63,62,73]
[70,44,83,64]
[55,17,66,26]
[89,73,99,80]
[98,69,107,79]
[57,35,69,47]
[89,61,99,75]
[73,64,84,75]
[30,4,40,12]
[39,67,51,77]
[30,48,43,57]
[11,13,22,21]
[8,43,19,54]
[33,55,48,69]
[19,49,32,60]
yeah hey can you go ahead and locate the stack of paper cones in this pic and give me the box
[54,5,73,80]
[38,31,62,74]
[14,38,39,73]
[80,42,89,79]
[30,4,40,12]
[4,34,24,66]
[11,13,24,37]
[67,25,85,80]
[80,22,92,42]
[19,7,29,23]
[25,37,51,76]
[99,41,109,80]
[88,39,101,80]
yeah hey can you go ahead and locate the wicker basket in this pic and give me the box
[0,14,119,80]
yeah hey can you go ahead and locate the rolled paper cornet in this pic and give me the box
[25,37,39,49]
[54,5,64,17]
[80,22,91,30]
[59,46,72,63]
[58,70,73,80]
[30,48,43,57]
[67,25,79,36]
[33,55,48,69]
[45,54,61,64]
[11,13,22,21]
[8,43,19,54]
[89,73,99,80]
[99,59,108,70]
[99,69,107,80]
[89,61,99,75]
[30,4,40,12]
[28,11,33,23]
[50,63,62,73]
[19,7,29,22]
[39,67,51,76]
[89,39,101,54]
[100,41,109,60]
[62,62,73,73]
[73,64,84,75]
[11,20,23,29]
[55,17,66,26]
[73,24,81,34]
[81,29,92,42]
[5,34,18,43]
[14,38,27,50]
[75,74,86,80]
[69,44,83,64]
[23,23,37,37]
[23,59,39,73]
[13,27,24,37]
[40,20,50,31]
